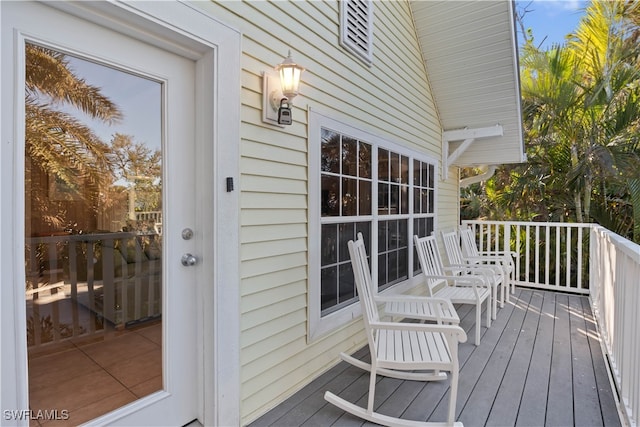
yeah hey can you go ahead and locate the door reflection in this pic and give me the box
[24,42,163,424]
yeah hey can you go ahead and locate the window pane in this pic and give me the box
[356,222,371,246]
[428,190,434,213]
[390,184,399,215]
[359,180,371,215]
[421,163,429,187]
[378,221,388,252]
[338,222,355,262]
[398,219,407,248]
[24,45,164,420]
[321,224,337,265]
[359,142,372,178]
[342,136,358,177]
[342,178,357,216]
[401,155,409,184]
[398,248,408,280]
[378,148,389,181]
[400,186,408,215]
[421,189,429,213]
[428,164,435,188]
[388,250,398,282]
[390,152,400,181]
[378,253,387,285]
[321,129,340,173]
[321,175,340,216]
[413,159,420,186]
[388,220,399,250]
[321,267,338,311]
[338,263,355,303]
[378,183,389,215]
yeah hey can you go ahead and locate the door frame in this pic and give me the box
[0,2,241,426]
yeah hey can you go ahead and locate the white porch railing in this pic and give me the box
[461,220,593,294]
[462,220,640,427]
[590,225,640,427]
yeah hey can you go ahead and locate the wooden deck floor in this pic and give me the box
[249,289,622,427]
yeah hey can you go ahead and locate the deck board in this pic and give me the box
[485,289,541,426]
[515,290,556,426]
[249,289,622,427]
[546,293,574,427]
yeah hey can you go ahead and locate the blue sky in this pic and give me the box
[516,0,590,49]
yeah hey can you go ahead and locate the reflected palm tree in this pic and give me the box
[25,43,122,230]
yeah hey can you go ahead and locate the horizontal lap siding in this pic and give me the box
[197,1,455,423]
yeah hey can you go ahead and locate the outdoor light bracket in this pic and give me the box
[262,71,286,127]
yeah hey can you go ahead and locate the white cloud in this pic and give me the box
[534,0,586,17]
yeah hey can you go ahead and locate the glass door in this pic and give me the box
[15,2,200,425]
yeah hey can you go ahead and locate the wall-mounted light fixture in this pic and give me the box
[262,50,305,126]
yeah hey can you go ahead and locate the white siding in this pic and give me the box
[192,1,457,423]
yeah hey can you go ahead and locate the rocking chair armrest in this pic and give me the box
[370,321,467,343]
[441,266,494,281]
[479,250,518,259]
[452,263,505,278]
[466,254,510,264]
[423,273,481,283]
[424,272,489,288]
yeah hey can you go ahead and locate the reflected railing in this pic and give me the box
[25,231,162,350]
[462,220,639,427]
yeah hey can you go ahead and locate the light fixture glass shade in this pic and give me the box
[276,51,305,100]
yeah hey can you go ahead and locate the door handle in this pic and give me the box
[181,253,197,266]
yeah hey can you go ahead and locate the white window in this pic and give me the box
[340,0,374,65]
[309,110,437,340]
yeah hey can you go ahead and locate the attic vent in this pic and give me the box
[340,0,373,65]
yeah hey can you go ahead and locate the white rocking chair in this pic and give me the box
[441,229,506,316]
[458,226,517,298]
[414,234,492,346]
[324,233,467,426]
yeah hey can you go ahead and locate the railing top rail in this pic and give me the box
[26,231,156,244]
[592,224,640,263]
[462,220,595,229]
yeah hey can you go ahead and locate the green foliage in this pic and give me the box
[473,1,640,243]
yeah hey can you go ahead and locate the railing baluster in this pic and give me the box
[134,237,143,323]
[525,224,531,284]
[566,227,571,289]
[556,226,561,288]
[515,224,521,282]
[577,227,583,290]
[544,225,550,285]
[533,224,540,283]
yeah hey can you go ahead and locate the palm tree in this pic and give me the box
[25,43,122,229]
[473,1,640,242]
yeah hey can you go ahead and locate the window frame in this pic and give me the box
[308,109,438,341]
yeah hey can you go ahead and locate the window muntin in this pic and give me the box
[318,125,436,317]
